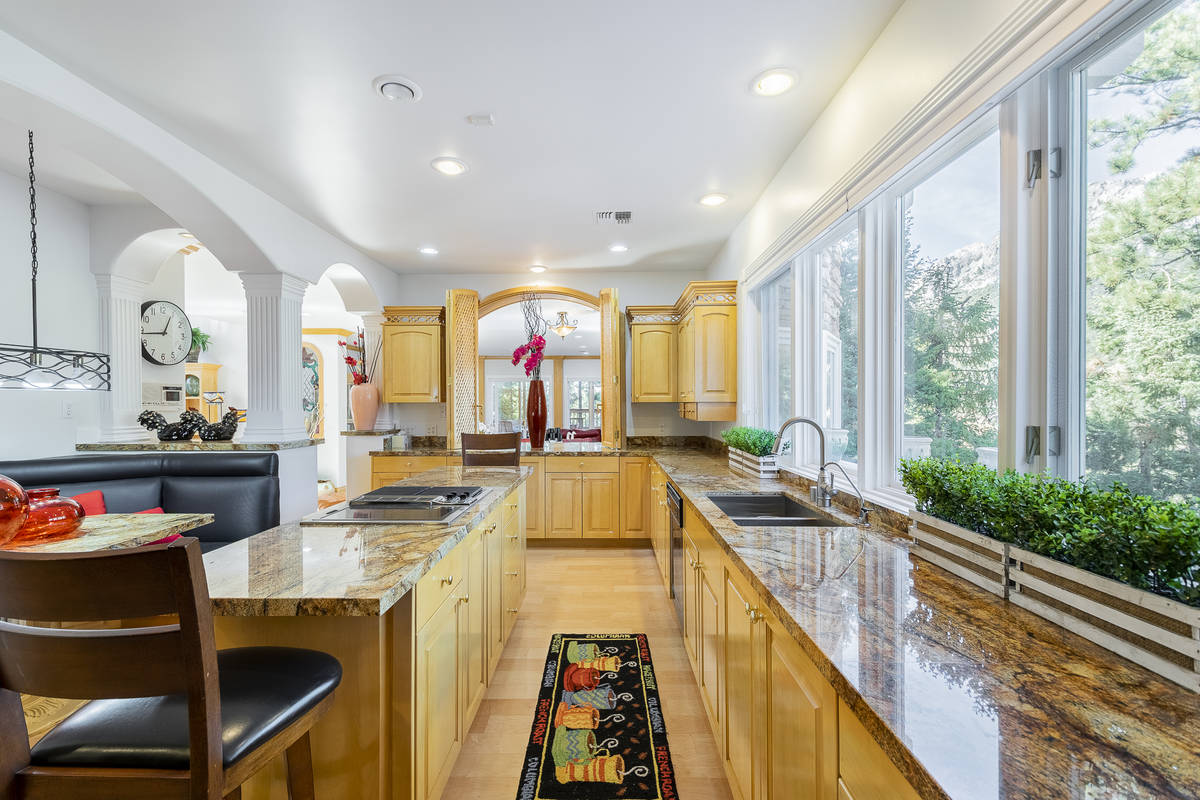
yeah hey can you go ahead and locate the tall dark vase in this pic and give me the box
[526,379,547,449]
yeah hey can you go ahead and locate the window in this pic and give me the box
[490,381,530,434]
[759,268,794,433]
[567,379,602,429]
[900,127,1001,469]
[816,224,860,466]
[1076,0,1200,500]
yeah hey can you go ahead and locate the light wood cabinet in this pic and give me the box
[414,589,462,800]
[723,566,759,800]
[370,456,450,489]
[837,698,922,800]
[620,457,651,539]
[582,473,619,538]
[630,324,678,401]
[627,281,737,421]
[545,474,582,538]
[483,517,503,676]
[698,556,721,730]
[760,614,837,800]
[382,306,445,403]
[461,529,487,724]
[682,528,700,668]
[183,362,222,422]
[648,465,670,589]
[521,456,545,539]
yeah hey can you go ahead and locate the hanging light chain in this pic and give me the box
[27,130,37,282]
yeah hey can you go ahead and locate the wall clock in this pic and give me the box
[140,300,192,365]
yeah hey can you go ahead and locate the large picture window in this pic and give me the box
[816,224,859,466]
[758,268,794,433]
[1078,0,1200,501]
[900,126,1001,469]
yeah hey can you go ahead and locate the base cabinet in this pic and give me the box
[415,588,462,800]
[619,457,651,538]
[722,567,758,800]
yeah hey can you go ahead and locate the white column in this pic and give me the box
[359,312,393,430]
[95,274,151,442]
[240,273,310,442]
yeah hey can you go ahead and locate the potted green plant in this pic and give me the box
[900,457,1200,690]
[721,426,788,479]
[188,327,211,363]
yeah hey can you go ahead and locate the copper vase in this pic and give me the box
[14,488,85,543]
[0,474,29,547]
[527,379,547,449]
[349,383,380,432]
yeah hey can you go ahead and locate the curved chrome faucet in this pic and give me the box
[772,416,833,506]
[822,460,872,527]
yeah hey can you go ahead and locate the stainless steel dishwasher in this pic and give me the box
[667,481,684,626]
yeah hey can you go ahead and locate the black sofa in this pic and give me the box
[0,453,279,553]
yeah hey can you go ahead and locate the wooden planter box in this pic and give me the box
[1007,546,1200,692]
[908,510,1200,690]
[727,448,778,479]
[908,511,1007,596]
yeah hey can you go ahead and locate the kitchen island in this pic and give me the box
[204,465,530,800]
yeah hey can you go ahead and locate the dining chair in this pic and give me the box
[0,537,341,800]
[460,432,522,467]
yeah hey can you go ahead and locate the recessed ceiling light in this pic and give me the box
[530,265,547,273]
[178,232,196,239]
[372,74,422,102]
[419,247,438,255]
[699,193,729,207]
[431,157,468,176]
[579,346,587,350]
[751,67,798,97]
[609,244,629,253]
[574,334,583,339]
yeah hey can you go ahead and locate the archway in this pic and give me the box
[478,285,600,317]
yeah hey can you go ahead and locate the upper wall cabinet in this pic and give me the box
[627,281,737,421]
[382,306,445,403]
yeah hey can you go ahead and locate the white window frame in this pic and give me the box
[754,263,797,449]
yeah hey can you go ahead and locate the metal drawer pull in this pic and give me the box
[439,575,454,586]
[507,535,519,541]
[505,571,520,576]
[459,595,469,604]
[507,608,519,614]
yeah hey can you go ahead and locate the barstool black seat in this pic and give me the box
[30,647,341,770]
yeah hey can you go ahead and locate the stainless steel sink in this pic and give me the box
[705,493,845,527]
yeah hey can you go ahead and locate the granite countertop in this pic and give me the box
[340,429,403,437]
[651,450,1200,800]
[370,441,672,457]
[4,512,214,553]
[204,466,530,617]
[77,439,321,451]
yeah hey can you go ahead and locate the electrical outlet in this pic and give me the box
[61,400,73,419]
[426,425,437,436]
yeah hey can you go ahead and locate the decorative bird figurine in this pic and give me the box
[137,409,207,441]
[197,408,240,441]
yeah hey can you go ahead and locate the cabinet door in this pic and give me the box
[582,473,619,538]
[632,325,678,401]
[762,617,837,800]
[461,531,487,723]
[678,313,695,401]
[415,594,461,800]
[838,698,923,800]
[723,567,757,800]
[698,560,722,732]
[372,471,410,489]
[619,458,650,538]
[383,324,443,402]
[521,457,545,539]
[545,474,582,538]
[694,306,737,403]
[484,520,503,676]
[681,529,699,668]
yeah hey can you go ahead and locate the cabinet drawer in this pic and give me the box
[373,472,410,489]
[373,455,449,474]
[545,456,620,473]
[415,541,465,630]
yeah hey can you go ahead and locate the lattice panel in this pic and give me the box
[445,289,479,448]
[600,288,624,448]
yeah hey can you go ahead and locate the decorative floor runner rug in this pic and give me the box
[517,633,677,800]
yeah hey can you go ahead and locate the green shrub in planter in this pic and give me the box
[899,457,1200,607]
[720,426,788,457]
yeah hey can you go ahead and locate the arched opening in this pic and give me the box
[478,285,600,317]
[477,299,602,438]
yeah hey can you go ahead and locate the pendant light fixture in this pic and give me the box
[0,131,111,390]
[548,310,578,339]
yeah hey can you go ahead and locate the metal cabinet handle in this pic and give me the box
[459,595,469,604]
[749,609,764,623]
[439,575,454,586]
[507,535,519,541]
[688,557,697,568]
[507,608,519,614]
[505,571,520,576]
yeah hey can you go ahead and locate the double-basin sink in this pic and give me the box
[705,493,847,527]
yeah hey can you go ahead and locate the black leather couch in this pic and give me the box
[0,453,280,553]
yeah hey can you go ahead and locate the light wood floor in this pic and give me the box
[444,547,735,800]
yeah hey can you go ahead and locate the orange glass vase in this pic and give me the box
[0,474,29,547]
[14,488,85,543]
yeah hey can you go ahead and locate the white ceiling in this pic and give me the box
[478,300,599,356]
[0,0,902,274]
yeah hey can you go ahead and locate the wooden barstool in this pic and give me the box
[0,537,340,800]
[460,432,522,467]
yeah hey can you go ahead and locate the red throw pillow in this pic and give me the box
[135,507,165,514]
[144,533,182,546]
[71,490,106,516]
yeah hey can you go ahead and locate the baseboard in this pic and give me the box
[528,538,652,549]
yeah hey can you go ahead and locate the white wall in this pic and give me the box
[0,168,101,459]
[184,249,248,411]
[141,250,186,391]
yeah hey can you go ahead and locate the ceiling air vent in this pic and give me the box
[594,211,632,225]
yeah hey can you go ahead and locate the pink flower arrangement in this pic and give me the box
[338,330,371,385]
[512,334,546,379]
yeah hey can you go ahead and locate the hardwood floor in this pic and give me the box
[444,547,734,800]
